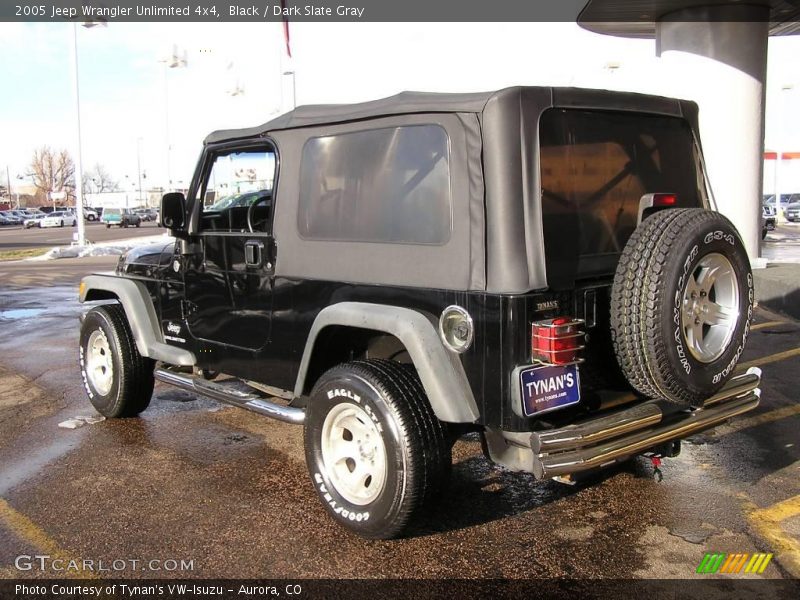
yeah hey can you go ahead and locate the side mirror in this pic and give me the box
[160,192,186,231]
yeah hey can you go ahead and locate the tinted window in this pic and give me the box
[539,109,703,277]
[298,125,451,244]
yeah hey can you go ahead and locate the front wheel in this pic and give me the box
[79,304,155,417]
[304,359,450,539]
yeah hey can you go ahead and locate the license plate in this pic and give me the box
[518,363,581,417]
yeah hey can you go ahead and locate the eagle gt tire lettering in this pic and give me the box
[610,208,752,406]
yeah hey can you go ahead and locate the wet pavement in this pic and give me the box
[0,259,798,581]
[762,221,800,263]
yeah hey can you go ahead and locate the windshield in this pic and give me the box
[539,109,704,279]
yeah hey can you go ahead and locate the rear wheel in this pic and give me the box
[611,208,753,406]
[304,359,450,539]
[79,304,155,417]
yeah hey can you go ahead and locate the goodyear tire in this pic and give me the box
[304,359,450,539]
[610,209,753,406]
[79,304,155,417]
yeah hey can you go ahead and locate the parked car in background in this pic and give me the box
[133,208,158,222]
[786,202,800,222]
[0,210,22,225]
[762,204,777,239]
[41,211,78,228]
[38,206,55,214]
[0,214,11,226]
[101,208,141,228]
[0,211,22,225]
[83,208,99,221]
[764,193,800,217]
[23,213,46,228]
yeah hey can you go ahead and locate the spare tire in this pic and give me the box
[610,208,753,406]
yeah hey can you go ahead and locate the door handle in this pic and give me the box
[244,240,264,268]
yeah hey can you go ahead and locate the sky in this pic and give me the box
[0,21,799,193]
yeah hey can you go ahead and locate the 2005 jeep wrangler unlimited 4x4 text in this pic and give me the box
[78,87,761,539]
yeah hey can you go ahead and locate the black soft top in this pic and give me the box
[204,86,692,145]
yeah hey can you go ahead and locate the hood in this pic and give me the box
[117,240,175,276]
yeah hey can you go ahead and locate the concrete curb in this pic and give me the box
[753,263,800,321]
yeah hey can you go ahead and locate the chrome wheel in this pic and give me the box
[681,252,740,363]
[86,329,114,395]
[320,402,387,506]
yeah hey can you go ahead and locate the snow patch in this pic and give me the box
[27,233,174,261]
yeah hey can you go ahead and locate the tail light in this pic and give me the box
[638,193,678,223]
[531,317,585,365]
[652,193,677,207]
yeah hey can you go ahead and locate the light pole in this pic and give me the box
[160,47,187,192]
[70,23,87,245]
[283,70,296,110]
[5,165,17,209]
[69,20,104,246]
[136,137,144,206]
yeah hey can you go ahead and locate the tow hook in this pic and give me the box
[650,455,663,482]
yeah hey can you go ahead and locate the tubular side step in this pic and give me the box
[154,368,305,425]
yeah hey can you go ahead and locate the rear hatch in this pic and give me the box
[530,108,708,404]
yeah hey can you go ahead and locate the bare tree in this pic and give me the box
[83,163,119,195]
[29,146,75,205]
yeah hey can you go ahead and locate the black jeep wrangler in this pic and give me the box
[78,87,760,539]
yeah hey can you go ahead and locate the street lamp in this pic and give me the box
[159,47,188,192]
[283,71,296,110]
[69,20,105,246]
[4,165,18,209]
[136,137,144,206]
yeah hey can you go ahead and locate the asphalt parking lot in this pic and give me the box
[0,221,161,252]
[0,253,798,583]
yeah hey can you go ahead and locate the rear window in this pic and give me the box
[539,109,703,277]
[298,124,452,245]
[104,209,121,216]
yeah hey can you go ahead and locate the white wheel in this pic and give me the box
[320,402,387,505]
[85,329,114,396]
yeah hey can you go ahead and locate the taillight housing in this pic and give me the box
[652,193,677,207]
[531,317,585,365]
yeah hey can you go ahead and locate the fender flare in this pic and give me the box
[79,274,196,367]
[294,302,480,423]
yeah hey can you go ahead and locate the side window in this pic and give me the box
[200,148,276,233]
[298,124,451,244]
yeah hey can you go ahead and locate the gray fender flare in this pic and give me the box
[294,302,480,423]
[79,274,196,367]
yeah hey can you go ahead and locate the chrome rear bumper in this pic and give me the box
[530,368,761,479]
